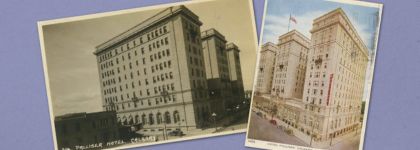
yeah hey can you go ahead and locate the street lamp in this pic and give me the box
[212,113,217,131]
[160,89,170,140]
[163,117,168,140]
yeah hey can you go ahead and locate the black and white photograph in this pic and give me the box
[245,0,382,150]
[38,0,258,149]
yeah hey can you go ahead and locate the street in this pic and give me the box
[247,111,309,147]
[129,107,250,145]
[329,132,360,150]
[248,108,361,150]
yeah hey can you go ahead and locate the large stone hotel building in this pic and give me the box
[255,42,277,94]
[271,30,310,101]
[201,29,245,115]
[201,29,232,116]
[301,8,368,144]
[254,8,369,147]
[93,6,244,133]
[226,43,245,105]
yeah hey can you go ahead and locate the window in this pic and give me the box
[156,113,162,124]
[165,37,169,45]
[148,113,154,125]
[141,114,146,124]
[172,95,176,102]
[163,26,168,33]
[164,112,171,124]
[173,111,180,123]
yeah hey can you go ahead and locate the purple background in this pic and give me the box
[0,0,418,149]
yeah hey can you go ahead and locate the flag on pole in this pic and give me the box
[290,15,297,24]
[287,14,297,32]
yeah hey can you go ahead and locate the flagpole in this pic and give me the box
[288,13,291,32]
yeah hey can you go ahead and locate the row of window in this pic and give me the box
[105,94,178,111]
[150,49,170,62]
[98,25,169,62]
[330,115,359,130]
[104,71,174,97]
[118,110,180,126]
[102,60,172,90]
[100,35,171,79]
[184,19,200,45]
[100,47,171,81]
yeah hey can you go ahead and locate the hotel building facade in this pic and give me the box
[253,8,369,147]
[299,8,368,144]
[55,111,120,150]
[255,42,277,94]
[226,43,245,105]
[201,29,245,112]
[201,28,232,116]
[94,6,212,132]
[269,30,310,137]
[271,30,310,100]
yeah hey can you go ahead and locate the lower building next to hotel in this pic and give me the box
[54,111,120,149]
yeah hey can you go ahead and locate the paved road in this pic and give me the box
[247,112,309,147]
[329,132,361,150]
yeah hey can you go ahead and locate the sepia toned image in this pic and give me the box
[38,0,258,149]
[246,0,382,150]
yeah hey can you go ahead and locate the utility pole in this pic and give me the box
[160,89,170,140]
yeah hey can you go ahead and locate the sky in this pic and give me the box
[262,0,382,102]
[262,0,381,52]
[42,0,258,116]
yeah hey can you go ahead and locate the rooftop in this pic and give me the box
[201,28,227,42]
[94,5,201,55]
[226,43,240,52]
[261,42,278,53]
[55,111,116,121]
[312,8,369,54]
[278,29,311,43]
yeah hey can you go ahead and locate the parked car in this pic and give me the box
[256,112,263,117]
[168,129,184,136]
[269,119,277,125]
